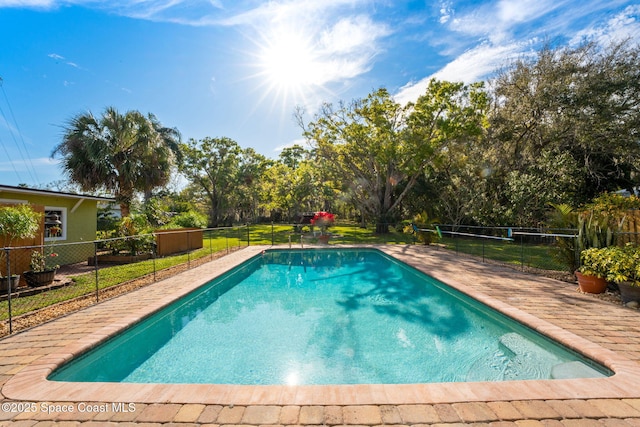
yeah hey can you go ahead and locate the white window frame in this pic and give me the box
[44,207,67,242]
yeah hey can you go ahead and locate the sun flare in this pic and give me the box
[258,31,320,95]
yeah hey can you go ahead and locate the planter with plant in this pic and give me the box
[23,249,59,287]
[576,247,611,294]
[549,194,640,274]
[90,215,155,265]
[600,245,640,304]
[310,211,335,244]
[0,204,41,292]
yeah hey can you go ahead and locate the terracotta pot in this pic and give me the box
[575,271,608,294]
[618,281,640,304]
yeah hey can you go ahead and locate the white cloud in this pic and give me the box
[320,16,378,55]
[240,0,391,108]
[394,41,530,105]
[496,0,560,24]
[48,52,84,70]
[313,15,389,82]
[274,138,309,153]
[447,0,565,44]
[220,0,366,27]
[439,1,452,24]
[0,0,227,23]
[398,0,639,108]
[570,5,640,46]
[0,157,58,172]
[0,0,55,7]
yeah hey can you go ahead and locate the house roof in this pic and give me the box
[0,184,115,202]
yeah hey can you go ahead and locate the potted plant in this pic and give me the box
[602,245,640,304]
[576,247,610,294]
[549,194,640,275]
[23,249,59,287]
[0,204,41,291]
[310,211,335,244]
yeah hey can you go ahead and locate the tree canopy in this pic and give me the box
[52,107,181,217]
[299,82,488,231]
[474,40,640,225]
[53,40,640,231]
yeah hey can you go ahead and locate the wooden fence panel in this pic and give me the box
[0,204,45,287]
[620,210,640,246]
[155,229,203,257]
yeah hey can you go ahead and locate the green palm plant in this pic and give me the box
[547,203,580,272]
[52,107,181,217]
[548,195,634,274]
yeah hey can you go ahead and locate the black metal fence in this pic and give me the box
[0,222,594,337]
[0,226,250,336]
[432,224,579,273]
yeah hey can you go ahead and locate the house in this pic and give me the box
[0,185,116,273]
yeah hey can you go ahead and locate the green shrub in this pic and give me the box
[166,211,207,229]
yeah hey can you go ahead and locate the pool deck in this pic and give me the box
[2,244,640,425]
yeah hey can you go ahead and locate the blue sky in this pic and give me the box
[0,0,639,188]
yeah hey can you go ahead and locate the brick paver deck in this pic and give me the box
[1,244,640,426]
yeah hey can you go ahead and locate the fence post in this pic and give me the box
[152,235,157,282]
[271,222,274,246]
[246,224,250,246]
[520,234,525,271]
[5,248,12,334]
[575,235,580,271]
[94,241,99,303]
[209,229,213,260]
[226,228,229,254]
[187,230,191,269]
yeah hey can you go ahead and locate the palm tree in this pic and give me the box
[140,113,182,202]
[52,107,181,217]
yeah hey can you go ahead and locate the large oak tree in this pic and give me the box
[299,82,488,232]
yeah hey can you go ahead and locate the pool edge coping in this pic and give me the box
[3,244,640,405]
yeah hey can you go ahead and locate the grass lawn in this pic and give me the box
[440,236,566,271]
[1,232,248,320]
[0,223,566,322]
[247,223,414,245]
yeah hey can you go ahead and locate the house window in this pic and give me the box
[45,207,67,241]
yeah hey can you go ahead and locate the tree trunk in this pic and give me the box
[376,222,390,234]
[119,202,130,218]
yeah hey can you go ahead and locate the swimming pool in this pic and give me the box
[49,248,610,385]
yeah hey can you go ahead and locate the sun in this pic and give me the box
[262,36,316,87]
[253,27,326,104]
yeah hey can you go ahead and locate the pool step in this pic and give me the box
[466,333,607,382]
[498,332,557,380]
[550,361,607,379]
[498,332,555,359]
[499,333,607,380]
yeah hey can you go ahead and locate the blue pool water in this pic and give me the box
[50,249,610,385]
